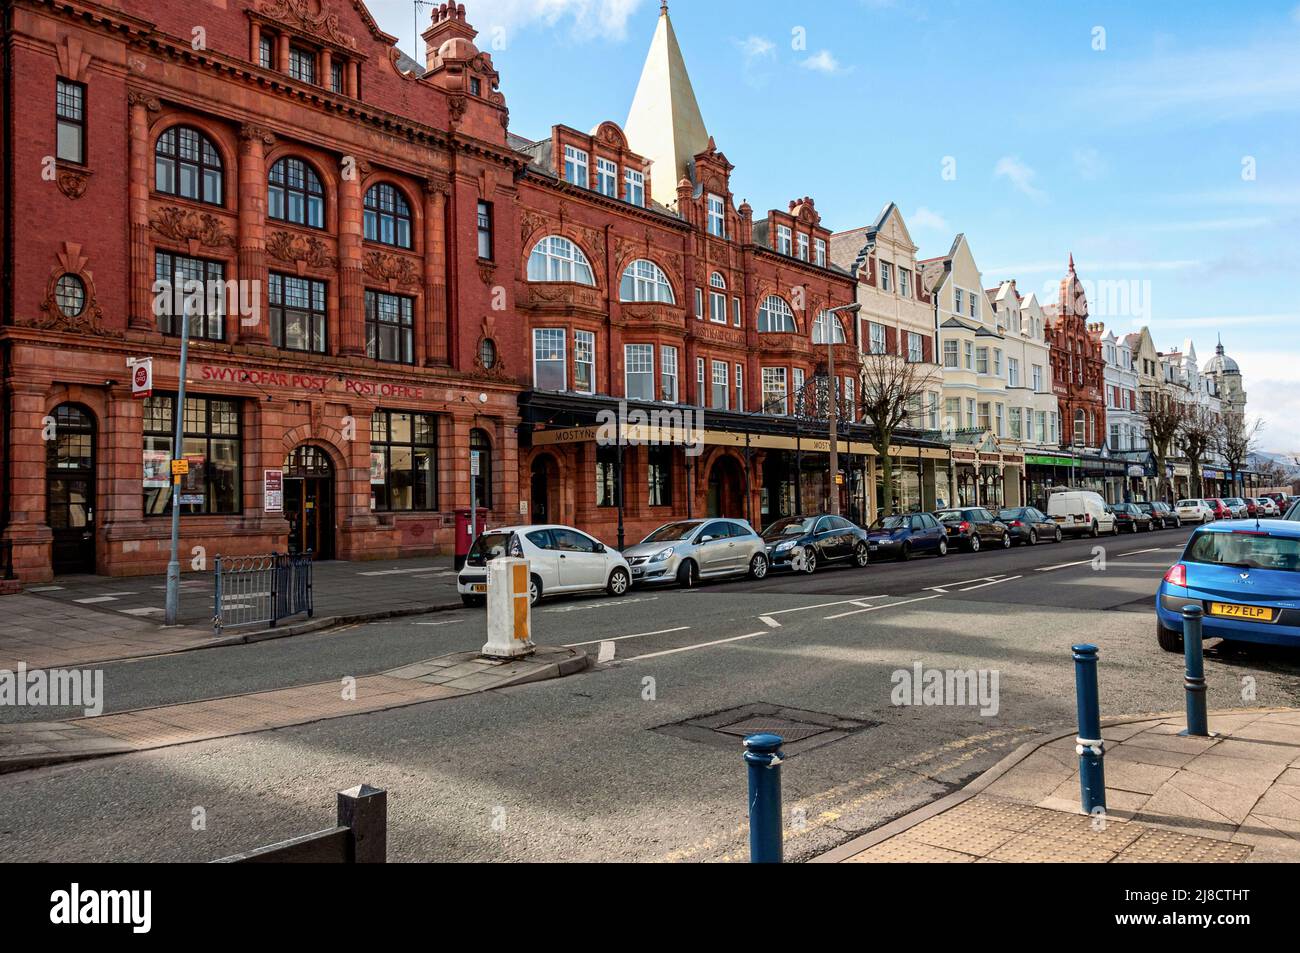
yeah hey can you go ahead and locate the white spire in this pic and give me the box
[624,3,709,208]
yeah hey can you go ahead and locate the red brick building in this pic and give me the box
[1043,256,1106,452]
[1,0,931,580]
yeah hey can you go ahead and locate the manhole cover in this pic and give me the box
[651,703,876,755]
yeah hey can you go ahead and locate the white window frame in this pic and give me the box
[563,145,589,187]
[596,157,618,197]
[735,363,744,410]
[813,310,846,345]
[815,238,826,268]
[869,322,886,355]
[528,235,595,285]
[732,296,741,327]
[880,262,893,292]
[757,295,796,333]
[776,224,792,256]
[899,267,911,297]
[943,339,959,368]
[532,328,567,391]
[574,329,595,395]
[1008,356,1020,388]
[625,343,655,401]
[620,259,676,304]
[707,194,726,237]
[697,357,705,403]
[797,233,809,261]
[711,360,729,410]
[907,331,923,363]
[660,345,679,403]
[624,168,645,207]
[762,367,788,416]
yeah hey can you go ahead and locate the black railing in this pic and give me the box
[213,551,314,635]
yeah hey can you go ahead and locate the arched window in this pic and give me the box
[155,126,224,205]
[619,259,675,303]
[363,183,413,248]
[268,157,325,229]
[527,235,595,285]
[812,310,846,344]
[470,429,492,508]
[757,295,796,333]
[709,272,726,290]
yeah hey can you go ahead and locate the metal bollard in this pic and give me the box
[1072,644,1106,815]
[1180,605,1210,737]
[743,733,784,863]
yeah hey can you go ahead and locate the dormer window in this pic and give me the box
[881,262,893,293]
[624,169,645,207]
[815,238,826,267]
[563,145,588,187]
[707,194,725,237]
[596,158,618,198]
[470,77,481,96]
[776,224,792,255]
[289,46,316,84]
[797,233,809,261]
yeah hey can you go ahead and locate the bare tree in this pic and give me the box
[857,350,940,517]
[1216,411,1263,497]
[1179,404,1219,498]
[1137,388,1184,502]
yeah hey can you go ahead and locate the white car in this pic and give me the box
[1175,499,1214,524]
[1255,498,1280,517]
[1046,490,1117,537]
[457,524,631,607]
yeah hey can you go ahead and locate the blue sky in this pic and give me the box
[370,0,1300,452]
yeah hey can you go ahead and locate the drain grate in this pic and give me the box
[652,702,875,755]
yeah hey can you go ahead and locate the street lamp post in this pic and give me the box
[824,303,861,515]
[164,272,192,626]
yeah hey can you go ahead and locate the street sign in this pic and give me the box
[470,450,480,476]
[834,473,845,485]
[128,357,153,399]
[264,470,284,514]
[171,459,189,475]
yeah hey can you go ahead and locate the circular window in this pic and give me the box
[54,275,86,318]
[479,338,497,369]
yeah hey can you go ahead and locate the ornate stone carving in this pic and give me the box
[447,95,467,125]
[150,206,236,248]
[362,251,420,290]
[472,316,510,381]
[257,0,358,51]
[57,169,90,200]
[239,123,277,146]
[477,261,496,285]
[519,209,548,246]
[266,230,336,269]
[34,243,116,336]
[126,89,161,112]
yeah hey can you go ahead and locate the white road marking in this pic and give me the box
[26,586,65,592]
[823,594,942,619]
[356,567,454,577]
[627,631,767,661]
[759,616,781,628]
[1118,548,1163,557]
[761,597,888,616]
[564,626,690,647]
[119,607,164,616]
[74,596,118,604]
[543,596,659,614]
[414,619,463,626]
[924,576,1002,592]
[1035,559,1094,572]
[959,575,1023,591]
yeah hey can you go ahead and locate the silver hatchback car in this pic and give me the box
[623,518,769,587]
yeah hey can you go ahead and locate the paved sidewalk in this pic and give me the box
[819,708,1300,863]
[4,556,462,669]
[0,645,588,774]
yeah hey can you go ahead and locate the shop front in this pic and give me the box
[1024,452,1079,511]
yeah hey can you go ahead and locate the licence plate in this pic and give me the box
[1209,602,1275,622]
[1053,516,1066,522]
[470,584,487,594]
[869,543,879,551]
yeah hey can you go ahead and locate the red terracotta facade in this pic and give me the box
[1044,258,1106,452]
[1,0,862,579]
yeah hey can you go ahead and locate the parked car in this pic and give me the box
[997,507,1062,545]
[1205,498,1234,521]
[1155,519,1300,651]
[624,518,768,588]
[865,512,949,560]
[1136,501,1180,529]
[1222,497,1250,519]
[761,514,871,572]
[1107,502,1154,533]
[1046,490,1117,537]
[1286,499,1300,520]
[1255,498,1279,517]
[935,507,1011,552]
[457,524,631,607]
[1176,499,1215,524]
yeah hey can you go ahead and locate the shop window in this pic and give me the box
[648,445,673,506]
[142,395,241,516]
[596,445,620,507]
[370,410,438,512]
[470,428,492,509]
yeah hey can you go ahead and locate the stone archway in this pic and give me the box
[706,453,745,519]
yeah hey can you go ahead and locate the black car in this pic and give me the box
[1136,500,1180,529]
[997,507,1062,545]
[1107,502,1153,532]
[935,507,1011,552]
[761,514,871,573]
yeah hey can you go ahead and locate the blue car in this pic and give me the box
[866,512,949,561]
[1155,520,1300,651]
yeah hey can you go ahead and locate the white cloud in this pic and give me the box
[391,0,647,46]
[910,207,949,231]
[800,50,849,74]
[994,155,1046,202]
[1230,349,1300,452]
[1142,216,1272,233]
[988,259,1202,275]
[1160,313,1299,328]
[737,35,775,58]
[1072,147,1105,181]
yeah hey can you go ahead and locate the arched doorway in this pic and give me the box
[283,445,335,559]
[530,453,560,524]
[47,403,96,574]
[707,455,744,518]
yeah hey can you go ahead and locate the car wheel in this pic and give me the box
[749,553,769,580]
[460,594,485,608]
[853,542,870,567]
[898,541,912,562]
[969,534,981,553]
[937,539,948,557]
[1001,533,1011,549]
[607,567,630,597]
[528,575,542,606]
[1089,521,1099,538]
[676,560,698,589]
[1054,527,1063,543]
[1028,529,1038,546]
[1156,618,1184,653]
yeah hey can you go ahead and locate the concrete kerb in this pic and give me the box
[810,707,1295,864]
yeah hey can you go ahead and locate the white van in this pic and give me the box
[1046,490,1116,537]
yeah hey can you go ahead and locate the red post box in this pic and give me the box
[454,508,490,570]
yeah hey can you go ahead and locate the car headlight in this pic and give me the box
[650,547,674,562]
[774,539,797,552]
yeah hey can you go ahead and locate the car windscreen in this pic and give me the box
[642,521,703,544]
[467,532,513,561]
[871,516,909,530]
[1177,500,1199,507]
[935,511,965,522]
[1185,531,1300,572]
[762,517,817,538]
[997,509,1025,521]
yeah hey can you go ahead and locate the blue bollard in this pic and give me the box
[743,733,784,863]
[1181,605,1210,737]
[1072,644,1106,815]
